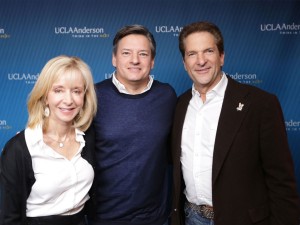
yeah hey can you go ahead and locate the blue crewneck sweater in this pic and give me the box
[91,78,177,225]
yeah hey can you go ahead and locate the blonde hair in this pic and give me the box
[27,55,97,131]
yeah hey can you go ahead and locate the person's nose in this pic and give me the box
[63,91,73,105]
[196,53,207,66]
[131,52,140,64]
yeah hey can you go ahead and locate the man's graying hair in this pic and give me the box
[113,24,156,59]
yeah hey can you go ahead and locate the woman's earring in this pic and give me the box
[44,107,50,117]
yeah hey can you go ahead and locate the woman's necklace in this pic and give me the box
[45,130,70,148]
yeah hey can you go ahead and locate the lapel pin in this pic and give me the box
[236,102,244,111]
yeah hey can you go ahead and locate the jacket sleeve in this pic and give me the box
[259,95,300,224]
[81,125,97,218]
[0,131,34,225]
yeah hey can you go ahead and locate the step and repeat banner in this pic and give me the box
[1,0,300,193]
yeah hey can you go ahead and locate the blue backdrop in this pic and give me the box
[1,0,299,194]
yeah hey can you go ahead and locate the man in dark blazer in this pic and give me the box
[170,21,300,225]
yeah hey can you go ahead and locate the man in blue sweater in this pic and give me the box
[90,25,177,225]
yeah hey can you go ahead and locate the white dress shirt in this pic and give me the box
[112,71,154,94]
[181,73,228,206]
[25,125,94,216]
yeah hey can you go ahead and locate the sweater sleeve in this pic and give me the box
[0,131,34,225]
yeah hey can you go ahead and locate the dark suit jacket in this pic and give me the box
[170,76,300,225]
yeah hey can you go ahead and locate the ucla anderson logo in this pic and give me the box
[105,72,113,79]
[55,26,109,38]
[229,72,262,85]
[260,23,300,35]
[155,25,183,37]
[0,28,11,39]
[285,119,300,132]
[0,119,12,130]
[8,73,40,84]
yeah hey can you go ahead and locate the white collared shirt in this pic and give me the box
[112,71,154,94]
[181,73,228,206]
[25,125,94,216]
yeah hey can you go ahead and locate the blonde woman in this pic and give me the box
[0,55,97,225]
